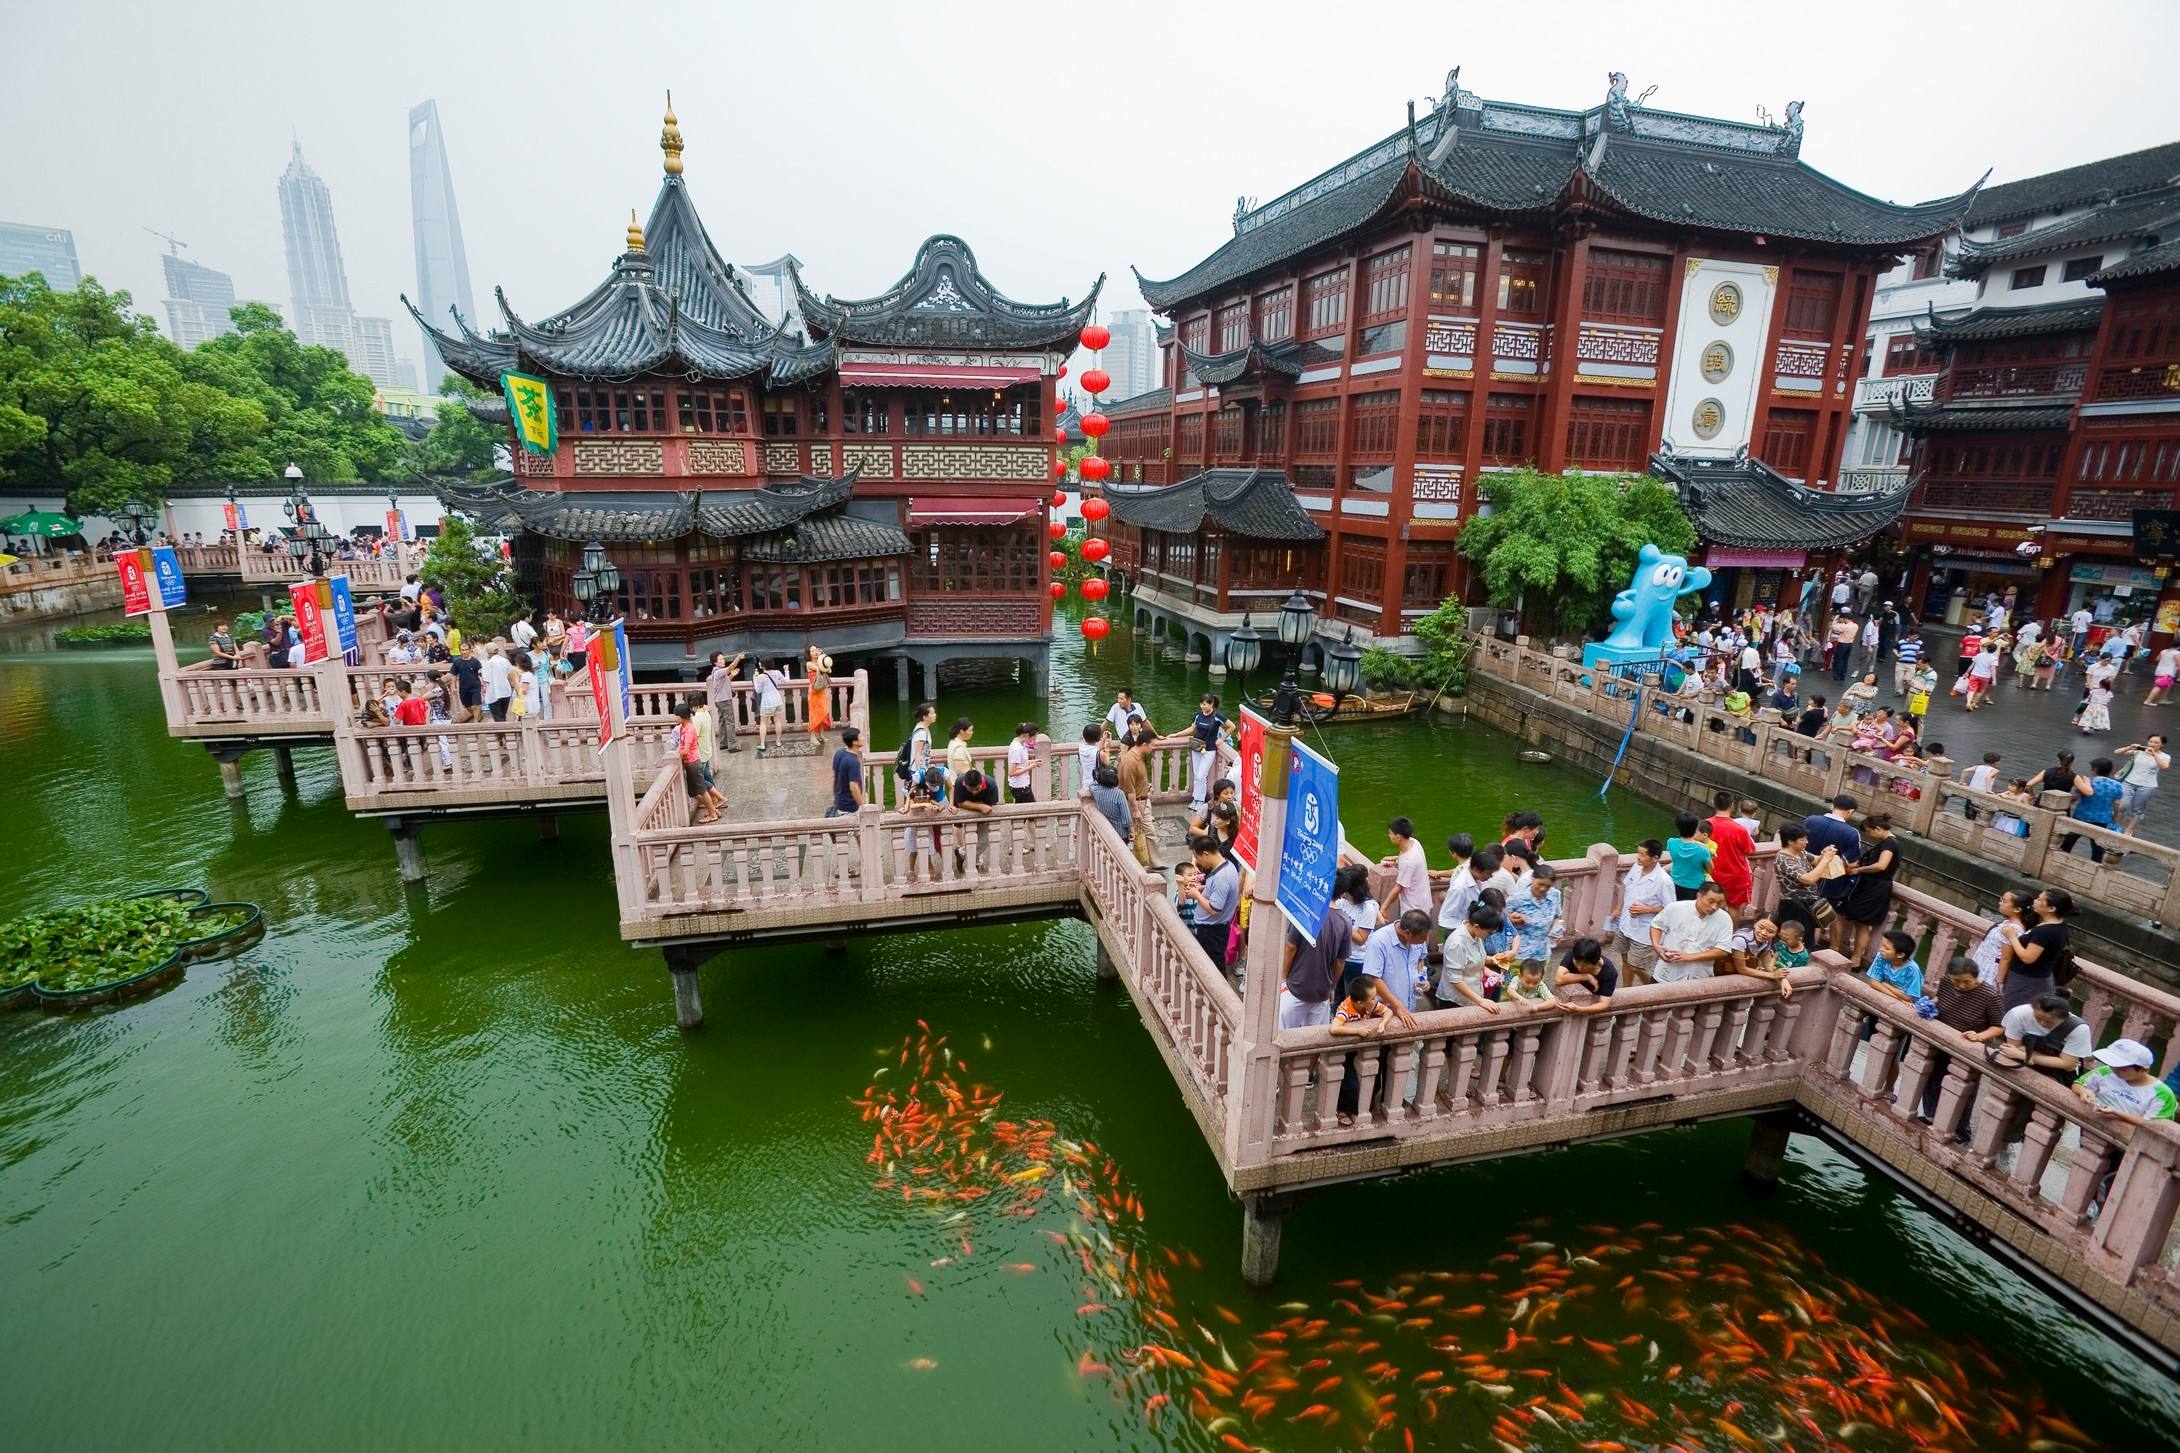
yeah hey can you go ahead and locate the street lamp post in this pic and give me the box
[117,498,159,548]
[577,538,620,625]
[280,463,326,578]
[1224,614,1263,708]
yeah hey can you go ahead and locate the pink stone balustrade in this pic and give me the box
[1465,633,2180,923]
[172,543,240,574]
[167,662,328,733]
[0,549,121,594]
[631,671,871,742]
[236,544,422,588]
[1264,965,1827,1153]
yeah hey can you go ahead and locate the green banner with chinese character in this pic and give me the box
[501,372,557,455]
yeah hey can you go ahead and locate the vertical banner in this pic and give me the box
[288,581,327,664]
[222,501,241,534]
[385,508,409,543]
[327,575,358,656]
[1276,738,1341,942]
[115,550,152,617]
[501,371,558,454]
[150,546,187,609]
[587,648,613,751]
[1234,709,1269,870]
[613,619,633,725]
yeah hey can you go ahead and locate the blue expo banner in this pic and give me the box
[150,546,187,609]
[613,619,633,722]
[327,575,358,656]
[1276,738,1340,942]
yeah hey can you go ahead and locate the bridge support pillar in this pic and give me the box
[216,754,246,801]
[1743,1110,1797,1188]
[536,815,559,842]
[1093,937,1118,982]
[388,822,426,883]
[1240,1193,1285,1286]
[670,965,704,1029]
[895,658,910,702]
[272,746,296,784]
[1031,651,1050,699]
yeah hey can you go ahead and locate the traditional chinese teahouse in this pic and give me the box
[413,98,1100,688]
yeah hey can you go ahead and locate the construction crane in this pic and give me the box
[142,227,188,256]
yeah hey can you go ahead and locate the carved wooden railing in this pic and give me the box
[1465,633,2180,924]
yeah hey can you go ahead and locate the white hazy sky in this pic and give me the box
[7,0,2179,368]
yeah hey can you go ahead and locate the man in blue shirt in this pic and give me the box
[828,726,866,817]
[1359,910,1433,1013]
[1864,929,1924,1002]
[1801,794,1861,910]
[1179,835,1241,971]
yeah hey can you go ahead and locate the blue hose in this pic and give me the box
[1596,673,1645,801]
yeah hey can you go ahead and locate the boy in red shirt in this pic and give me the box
[392,679,429,727]
[1704,789,1756,913]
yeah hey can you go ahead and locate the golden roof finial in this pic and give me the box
[660,90,684,176]
[626,208,646,255]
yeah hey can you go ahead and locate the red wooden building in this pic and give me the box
[1102,70,1975,663]
[1892,168,2180,633]
[414,102,1098,693]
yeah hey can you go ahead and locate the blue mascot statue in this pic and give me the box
[1581,544,1712,668]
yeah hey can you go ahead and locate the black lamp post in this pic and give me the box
[280,463,326,576]
[1322,625,1364,712]
[1267,586,1317,724]
[1224,613,1263,708]
[117,498,159,548]
[576,538,619,625]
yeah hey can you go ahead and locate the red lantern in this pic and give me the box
[1049,580,1067,601]
[1048,519,1067,541]
[1081,368,1111,395]
[1080,455,1112,482]
[1081,496,1111,522]
[1051,458,1067,478]
[1080,324,1110,351]
[1082,537,1111,563]
[1081,576,1110,603]
[1080,412,1110,438]
[1081,615,1110,641]
[1050,489,1067,508]
[1058,363,1068,379]
[1055,425,1068,443]
[1049,550,1067,571]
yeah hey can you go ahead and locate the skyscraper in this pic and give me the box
[0,222,82,287]
[1103,307,1158,400]
[351,315,402,391]
[408,100,476,395]
[160,251,238,349]
[277,140,354,354]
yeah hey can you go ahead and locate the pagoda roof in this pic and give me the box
[1099,387,1172,420]
[1951,187,2180,275]
[790,236,1102,350]
[1886,399,2077,434]
[1966,139,2180,228]
[433,470,907,560]
[1179,337,1309,386]
[1915,296,2107,345]
[1134,79,1978,311]
[1648,450,1910,550]
[2093,237,2180,286]
[1104,469,1326,541]
[406,175,832,385]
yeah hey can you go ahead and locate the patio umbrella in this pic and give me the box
[0,510,82,538]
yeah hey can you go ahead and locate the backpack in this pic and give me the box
[895,734,917,782]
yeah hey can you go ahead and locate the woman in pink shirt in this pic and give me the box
[1386,817,1434,916]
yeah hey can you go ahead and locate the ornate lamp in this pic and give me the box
[579,538,619,624]
[1322,626,1364,709]
[1270,587,1319,724]
[118,498,159,546]
[1225,614,1263,705]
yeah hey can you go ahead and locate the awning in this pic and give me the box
[838,363,1041,390]
[905,496,1043,527]
[1703,547,1807,570]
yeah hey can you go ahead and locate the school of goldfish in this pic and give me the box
[856,1023,2106,1452]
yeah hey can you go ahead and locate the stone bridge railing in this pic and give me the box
[1465,632,2180,927]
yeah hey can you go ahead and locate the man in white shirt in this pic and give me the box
[1437,847,1499,945]
[1359,911,1432,1013]
[1737,641,1762,694]
[1613,840,1674,984]
[481,647,515,721]
[509,614,538,651]
[1385,818,1432,917]
[2069,607,2095,665]
[1648,881,1734,983]
[1104,688,1149,743]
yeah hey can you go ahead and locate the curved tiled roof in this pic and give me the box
[1134,94,1976,311]
[1951,189,2180,275]
[1649,451,1909,550]
[1966,140,2180,227]
[2093,237,2180,286]
[1104,469,1325,541]
[433,472,896,556]
[1916,297,2107,345]
[1887,399,2076,434]
[1099,387,1172,420]
[791,236,1102,350]
[1178,338,1305,386]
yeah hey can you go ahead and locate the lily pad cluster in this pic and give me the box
[0,890,262,1010]
[54,620,153,645]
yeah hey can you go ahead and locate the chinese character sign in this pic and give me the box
[115,550,151,617]
[150,546,186,609]
[1234,709,1269,870]
[288,581,327,664]
[501,372,558,455]
[328,576,358,656]
[1276,739,1341,942]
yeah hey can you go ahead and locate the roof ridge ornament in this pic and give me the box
[661,91,684,176]
[626,208,646,255]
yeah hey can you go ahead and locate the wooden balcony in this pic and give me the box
[1942,361,2087,401]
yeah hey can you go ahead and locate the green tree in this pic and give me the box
[1360,597,1471,695]
[1454,467,1696,638]
[407,377,502,481]
[183,304,405,483]
[419,513,526,639]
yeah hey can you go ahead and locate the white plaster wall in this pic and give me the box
[1660,258,1778,458]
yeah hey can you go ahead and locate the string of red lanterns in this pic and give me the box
[1067,322,1115,648]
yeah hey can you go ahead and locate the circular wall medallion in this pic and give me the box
[1700,340,1733,383]
[1692,399,1725,440]
[1708,282,1743,326]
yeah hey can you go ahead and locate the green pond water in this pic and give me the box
[1,600,2176,1451]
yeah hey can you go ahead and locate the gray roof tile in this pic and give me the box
[1917,297,2107,344]
[1967,140,2180,227]
[1105,469,1325,541]
[791,236,1101,350]
[1649,451,1910,550]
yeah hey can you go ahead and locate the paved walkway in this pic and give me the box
[1828,632,2175,847]
[712,736,832,824]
